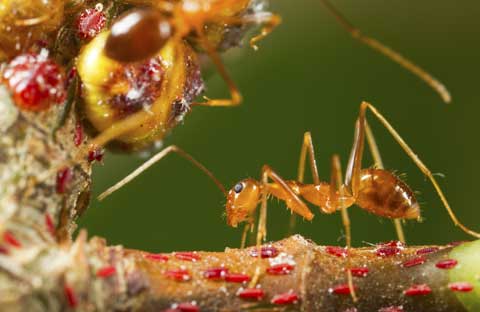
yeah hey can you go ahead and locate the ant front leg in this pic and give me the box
[289,132,322,234]
[192,28,242,107]
[330,154,357,302]
[249,165,313,288]
[244,13,282,51]
[98,145,226,201]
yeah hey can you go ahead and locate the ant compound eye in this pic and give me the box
[234,182,244,194]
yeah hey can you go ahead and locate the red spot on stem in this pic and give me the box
[165,269,191,281]
[3,231,21,248]
[435,259,458,269]
[449,282,474,292]
[271,291,299,305]
[249,246,279,258]
[169,303,199,312]
[64,284,78,308]
[203,267,228,280]
[144,253,169,262]
[237,288,265,300]
[175,251,201,262]
[0,245,8,254]
[375,246,401,257]
[74,122,84,147]
[56,167,72,194]
[267,263,295,275]
[378,306,404,312]
[325,246,347,258]
[416,247,439,255]
[224,273,250,283]
[349,267,369,277]
[96,266,116,278]
[45,213,55,237]
[404,284,431,296]
[401,256,426,268]
[330,284,355,295]
[88,149,104,163]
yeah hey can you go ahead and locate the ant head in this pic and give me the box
[105,8,175,63]
[226,179,261,228]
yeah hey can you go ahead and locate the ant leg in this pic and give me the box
[288,132,322,234]
[359,101,480,238]
[240,223,252,249]
[330,154,357,302]
[245,13,282,51]
[365,122,406,243]
[191,28,242,107]
[97,145,226,201]
[249,165,314,287]
[318,0,451,103]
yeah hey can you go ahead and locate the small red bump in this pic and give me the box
[435,259,458,269]
[249,246,279,258]
[267,263,295,275]
[144,253,169,262]
[2,53,66,111]
[56,167,72,194]
[165,269,191,281]
[88,149,104,163]
[378,306,404,312]
[45,213,55,237]
[203,267,228,280]
[76,7,107,40]
[416,247,439,255]
[173,303,199,312]
[237,288,265,300]
[96,266,116,278]
[349,267,369,277]
[0,245,8,254]
[175,251,201,262]
[404,284,431,296]
[74,122,84,147]
[4,231,21,248]
[330,284,355,295]
[271,291,299,305]
[449,282,474,292]
[66,66,77,87]
[401,256,426,268]
[381,240,405,248]
[375,246,401,257]
[325,246,347,258]
[224,273,251,283]
[64,284,78,308]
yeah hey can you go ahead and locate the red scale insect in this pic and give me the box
[165,269,191,281]
[271,291,299,305]
[175,251,201,262]
[56,167,73,194]
[237,288,265,300]
[267,263,295,275]
[403,284,431,296]
[76,6,107,40]
[3,231,21,248]
[96,266,116,278]
[415,247,439,255]
[435,259,458,269]
[2,52,66,111]
[330,284,355,295]
[64,284,78,308]
[325,246,347,258]
[249,246,279,258]
[45,213,55,237]
[144,253,169,262]
[401,256,426,268]
[349,267,369,277]
[203,267,228,280]
[448,282,474,292]
[224,273,250,283]
[165,303,199,312]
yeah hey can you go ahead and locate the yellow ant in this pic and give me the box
[99,101,480,300]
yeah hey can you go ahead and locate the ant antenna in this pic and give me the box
[319,0,451,103]
[98,145,226,201]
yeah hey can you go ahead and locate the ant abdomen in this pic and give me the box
[357,169,420,220]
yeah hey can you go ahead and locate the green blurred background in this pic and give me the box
[79,0,480,252]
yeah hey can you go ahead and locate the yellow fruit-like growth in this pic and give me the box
[77,31,203,150]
